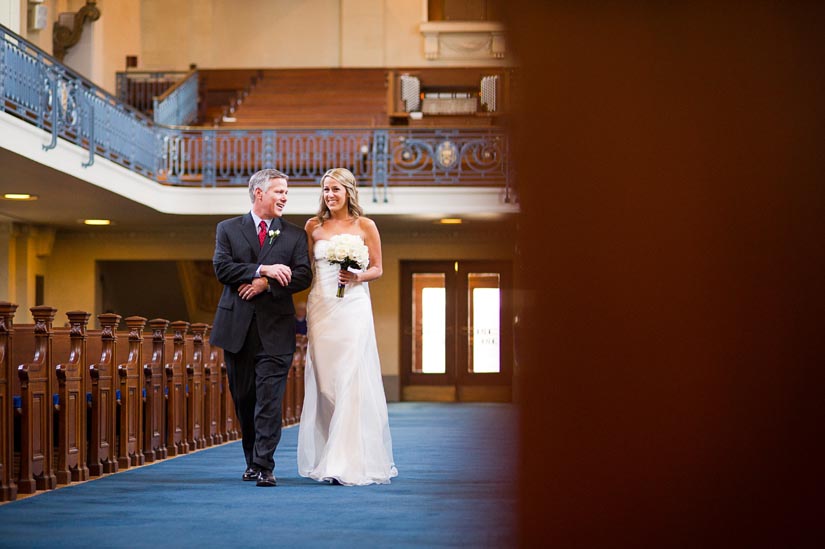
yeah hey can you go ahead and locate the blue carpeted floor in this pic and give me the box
[0,403,517,548]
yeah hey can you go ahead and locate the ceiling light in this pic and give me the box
[82,219,111,226]
[438,218,463,225]
[3,193,38,201]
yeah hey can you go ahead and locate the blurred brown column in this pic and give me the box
[507,3,825,546]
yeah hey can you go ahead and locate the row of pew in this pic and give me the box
[0,303,307,502]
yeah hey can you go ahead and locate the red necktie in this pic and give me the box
[258,220,267,248]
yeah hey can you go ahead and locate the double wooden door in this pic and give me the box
[400,260,512,402]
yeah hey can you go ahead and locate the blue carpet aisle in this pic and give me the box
[0,403,517,548]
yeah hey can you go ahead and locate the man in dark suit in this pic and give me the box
[210,168,312,487]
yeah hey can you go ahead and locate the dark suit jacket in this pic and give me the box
[209,214,312,356]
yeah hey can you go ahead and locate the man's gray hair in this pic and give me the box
[248,168,289,202]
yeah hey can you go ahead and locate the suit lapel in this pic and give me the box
[241,214,261,256]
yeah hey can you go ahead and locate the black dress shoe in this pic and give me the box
[242,467,260,482]
[256,469,277,487]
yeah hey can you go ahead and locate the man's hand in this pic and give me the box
[238,277,269,300]
[260,264,292,287]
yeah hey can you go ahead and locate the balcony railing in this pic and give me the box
[1,25,512,202]
[115,70,189,116]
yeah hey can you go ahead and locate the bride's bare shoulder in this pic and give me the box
[305,217,321,232]
[356,216,377,231]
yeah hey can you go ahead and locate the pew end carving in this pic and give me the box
[117,316,147,469]
[55,311,92,485]
[88,313,121,477]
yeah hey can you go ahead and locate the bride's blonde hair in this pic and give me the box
[315,168,364,224]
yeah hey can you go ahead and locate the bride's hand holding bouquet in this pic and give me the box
[326,234,369,298]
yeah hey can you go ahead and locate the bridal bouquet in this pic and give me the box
[326,234,369,298]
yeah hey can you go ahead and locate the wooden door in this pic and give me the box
[400,260,512,402]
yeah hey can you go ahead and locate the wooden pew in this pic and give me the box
[54,311,91,485]
[199,68,262,124]
[294,334,307,422]
[283,355,295,426]
[0,302,19,501]
[88,313,121,477]
[221,348,239,441]
[17,306,58,493]
[281,335,307,426]
[230,69,388,128]
[186,323,208,450]
[165,321,189,456]
[202,326,221,447]
[117,316,147,469]
[142,318,169,462]
[3,305,307,500]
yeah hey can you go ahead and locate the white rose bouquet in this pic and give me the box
[326,234,369,298]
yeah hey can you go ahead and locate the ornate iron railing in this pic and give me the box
[115,70,189,116]
[153,71,198,126]
[1,25,158,175]
[1,25,512,201]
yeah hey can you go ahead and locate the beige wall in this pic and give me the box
[138,0,511,70]
[45,225,216,326]
[13,0,509,91]
[18,0,140,95]
[0,222,54,324]
[140,0,342,70]
[340,0,384,66]
[98,0,141,94]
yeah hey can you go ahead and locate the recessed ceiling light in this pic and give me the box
[2,193,38,201]
[82,219,112,226]
[438,218,463,225]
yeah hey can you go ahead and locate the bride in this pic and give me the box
[297,167,398,486]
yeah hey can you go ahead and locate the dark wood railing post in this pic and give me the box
[284,353,295,426]
[188,323,208,450]
[220,347,239,440]
[55,311,91,485]
[165,321,189,456]
[89,312,120,477]
[203,325,221,446]
[17,305,58,493]
[118,316,146,469]
[0,302,19,502]
[295,334,307,422]
[143,318,169,462]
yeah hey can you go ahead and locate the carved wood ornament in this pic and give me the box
[53,0,101,62]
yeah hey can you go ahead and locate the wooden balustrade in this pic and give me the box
[0,303,304,501]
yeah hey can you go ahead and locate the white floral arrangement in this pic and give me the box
[325,234,369,297]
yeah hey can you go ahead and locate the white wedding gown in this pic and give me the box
[297,238,398,486]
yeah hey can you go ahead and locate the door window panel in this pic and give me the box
[468,273,500,373]
[412,273,446,374]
